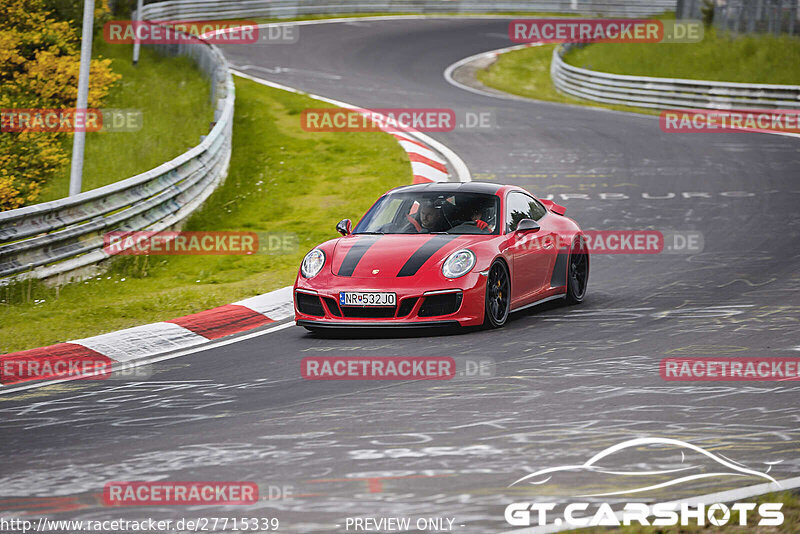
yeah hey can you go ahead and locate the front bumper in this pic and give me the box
[293,272,486,328]
[297,319,461,329]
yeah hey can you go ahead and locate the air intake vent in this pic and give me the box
[418,292,462,317]
[397,297,418,317]
[296,292,324,317]
[322,297,341,317]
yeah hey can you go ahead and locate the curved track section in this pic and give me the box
[1,18,798,533]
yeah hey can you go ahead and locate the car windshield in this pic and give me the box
[354,192,500,235]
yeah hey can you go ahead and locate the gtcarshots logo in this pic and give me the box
[504,438,785,528]
[505,501,783,528]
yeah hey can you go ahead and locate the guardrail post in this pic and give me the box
[69,0,96,197]
[133,0,143,65]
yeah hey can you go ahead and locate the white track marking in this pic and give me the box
[235,286,294,320]
[0,321,295,395]
[74,322,205,362]
[396,140,444,162]
[411,161,448,182]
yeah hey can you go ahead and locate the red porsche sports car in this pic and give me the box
[293,182,588,331]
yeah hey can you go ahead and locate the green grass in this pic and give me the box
[564,29,800,85]
[476,44,655,114]
[37,40,214,203]
[573,491,800,533]
[0,77,411,353]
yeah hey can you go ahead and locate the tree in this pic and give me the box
[0,0,120,210]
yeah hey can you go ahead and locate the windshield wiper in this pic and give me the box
[353,231,384,235]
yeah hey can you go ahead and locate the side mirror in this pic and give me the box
[336,219,352,236]
[516,219,540,233]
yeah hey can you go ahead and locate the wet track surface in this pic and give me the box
[2,18,799,533]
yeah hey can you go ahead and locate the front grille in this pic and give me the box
[322,297,341,317]
[296,292,325,317]
[341,306,397,318]
[396,297,418,317]
[418,292,463,317]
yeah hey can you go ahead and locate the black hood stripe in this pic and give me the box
[397,235,460,277]
[337,236,381,277]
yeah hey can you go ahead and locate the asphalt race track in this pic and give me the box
[2,18,799,533]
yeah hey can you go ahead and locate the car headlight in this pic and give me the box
[301,249,326,278]
[442,249,476,278]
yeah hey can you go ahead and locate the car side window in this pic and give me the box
[528,197,547,221]
[506,192,546,232]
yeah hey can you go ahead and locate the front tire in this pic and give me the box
[483,260,510,328]
[565,236,589,304]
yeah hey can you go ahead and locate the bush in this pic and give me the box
[0,0,120,211]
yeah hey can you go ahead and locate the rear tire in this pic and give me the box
[565,236,589,304]
[483,260,510,328]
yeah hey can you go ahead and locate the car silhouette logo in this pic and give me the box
[508,437,781,497]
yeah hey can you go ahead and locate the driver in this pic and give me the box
[471,208,491,231]
[406,200,447,233]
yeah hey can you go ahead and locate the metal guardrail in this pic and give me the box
[1,1,679,284]
[0,37,234,284]
[551,43,800,110]
[139,0,677,20]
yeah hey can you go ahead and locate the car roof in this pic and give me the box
[387,181,509,195]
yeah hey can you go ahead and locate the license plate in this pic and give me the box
[340,291,396,307]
